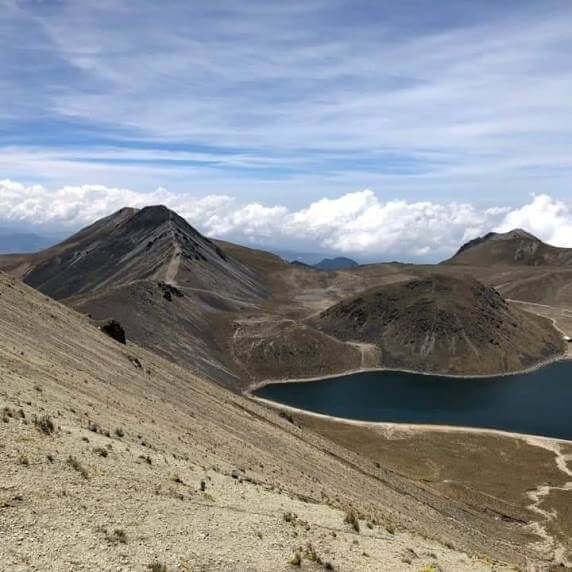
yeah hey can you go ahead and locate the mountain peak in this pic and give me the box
[454,228,541,257]
[312,272,563,374]
[129,205,201,237]
[132,204,178,226]
[497,228,540,241]
[18,205,263,300]
[444,228,572,266]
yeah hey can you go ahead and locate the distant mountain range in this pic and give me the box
[0,209,568,382]
[314,256,359,270]
[0,231,64,254]
[289,256,359,270]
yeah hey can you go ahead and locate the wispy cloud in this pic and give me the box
[2,179,571,260]
[1,1,572,204]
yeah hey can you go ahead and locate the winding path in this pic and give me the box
[164,245,181,285]
[524,436,572,567]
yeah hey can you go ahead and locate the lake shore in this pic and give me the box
[244,349,571,395]
[250,393,572,446]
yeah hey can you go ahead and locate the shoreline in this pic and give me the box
[250,394,572,445]
[244,350,571,395]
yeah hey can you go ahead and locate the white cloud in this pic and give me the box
[495,194,572,247]
[2,179,571,259]
[3,1,572,210]
[0,179,176,227]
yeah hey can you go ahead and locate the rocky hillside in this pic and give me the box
[312,274,564,375]
[0,209,569,384]
[0,206,273,386]
[0,271,532,570]
[443,229,572,266]
[20,205,263,300]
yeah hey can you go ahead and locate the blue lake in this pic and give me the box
[255,361,572,440]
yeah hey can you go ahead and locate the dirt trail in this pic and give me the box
[524,436,572,567]
[509,299,572,357]
[165,244,182,285]
[348,341,380,369]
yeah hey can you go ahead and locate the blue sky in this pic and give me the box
[1,0,572,259]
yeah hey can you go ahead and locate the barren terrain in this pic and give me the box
[2,207,570,387]
[1,209,572,570]
[0,272,534,571]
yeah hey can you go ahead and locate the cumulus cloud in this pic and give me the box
[1,179,571,260]
[0,179,177,227]
[494,194,572,247]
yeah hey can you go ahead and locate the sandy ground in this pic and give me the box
[1,273,525,571]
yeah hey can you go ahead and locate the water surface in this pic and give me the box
[255,361,572,440]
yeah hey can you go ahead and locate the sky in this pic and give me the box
[1,0,572,260]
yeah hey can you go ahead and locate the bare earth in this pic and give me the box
[1,273,526,571]
[2,214,572,570]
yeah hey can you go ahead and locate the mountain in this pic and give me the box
[0,206,273,385]
[21,205,263,300]
[0,231,58,254]
[1,209,572,568]
[314,256,359,270]
[0,271,472,569]
[311,273,564,375]
[0,208,568,384]
[2,270,571,568]
[290,260,313,268]
[443,228,572,266]
[263,247,339,265]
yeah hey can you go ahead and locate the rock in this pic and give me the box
[158,281,184,302]
[127,356,142,368]
[100,320,126,345]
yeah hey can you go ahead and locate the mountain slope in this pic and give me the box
[444,229,572,266]
[0,209,569,384]
[311,273,564,375]
[0,271,537,570]
[2,272,571,568]
[1,206,270,385]
[22,205,263,300]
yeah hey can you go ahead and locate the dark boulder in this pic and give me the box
[158,281,184,302]
[100,320,126,344]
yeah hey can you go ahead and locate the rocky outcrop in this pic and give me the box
[100,319,126,345]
